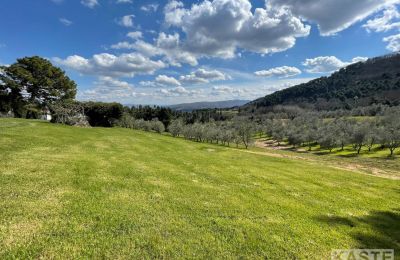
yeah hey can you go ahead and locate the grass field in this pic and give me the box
[0,118,399,259]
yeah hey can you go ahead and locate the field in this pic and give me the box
[0,118,399,259]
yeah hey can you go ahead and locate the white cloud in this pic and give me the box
[54,53,166,78]
[383,33,400,51]
[139,81,159,88]
[254,66,301,78]
[141,4,159,12]
[78,76,138,101]
[180,68,229,84]
[81,0,98,8]
[127,31,143,40]
[157,86,202,97]
[211,85,247,96]
[59,18,72,26]
[110,41,136,50]
[194,69,228,80]
[269,0,399,36]
[179,74,209,84]
[155,75,181,86]
[116,0,132,4]
[302,56,368,73]
[155,32,198,66]
[163,0,310,58]
[111,32,198,66]
[118,15,135,27]
[363,5,400,32]
[351,56,369,63]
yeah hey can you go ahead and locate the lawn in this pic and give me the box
[0,118,399,259]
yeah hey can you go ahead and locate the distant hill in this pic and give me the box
[242,53,400,113]
[169,100,250,111]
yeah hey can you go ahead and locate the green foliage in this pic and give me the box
[83,102,124,127]
[0,56,76,117]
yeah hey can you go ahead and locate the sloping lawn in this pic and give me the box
[0,118,399,259]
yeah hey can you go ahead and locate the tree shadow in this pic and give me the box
[316,209,400,251]
[315,215,356,227]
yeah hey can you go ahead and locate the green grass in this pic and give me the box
[0,118,399,259]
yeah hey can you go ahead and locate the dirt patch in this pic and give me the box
[247,141,400,180]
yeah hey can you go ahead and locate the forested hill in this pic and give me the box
[169,99,249,111]
[242,53,400,113]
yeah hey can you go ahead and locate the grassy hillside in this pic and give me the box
[243,53,400,113]
[0,119,399,258]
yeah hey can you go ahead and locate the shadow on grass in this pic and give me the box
[315,215,355,227]
[316,209,400,250]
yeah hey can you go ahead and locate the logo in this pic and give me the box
[331,249,394,260]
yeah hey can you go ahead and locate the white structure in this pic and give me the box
[41,107,52,121]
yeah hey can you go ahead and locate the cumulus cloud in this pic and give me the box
[363,5,400,32]
[211,85,247,96]
[163,0,310,58]
[302,56,368,73]
[383,33,400,51]
[180,68,229,84]
[157,86,203,97]
[59,18,72,26]
[155,75,181,86]
[81,0,98,8]
[110,41,136,50]
[118,15,135,27]
[116,0,132,4]
[79,76,138,101]
[54,53,166,78]
[127,31,143,40]
[141,4,159,12]
[269,0,399,36]
[254,66,301,78]
[111,32,198,66]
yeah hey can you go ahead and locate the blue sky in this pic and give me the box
[1,0,399,105]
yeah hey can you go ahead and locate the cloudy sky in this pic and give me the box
[1,0,399,105]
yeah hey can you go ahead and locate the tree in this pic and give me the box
[151,119,165,134]
[303,115,321,151]
[334,118,352,151]
[271,120,285,146]
[380,110,400,156]
[318,122,337,152]
[350,123,368,154]
[83,102,123,127]
[235,119,254,149]
[50,100,88,126]
[365,122,378,152]
[168,119,184,137]
[0,56,76,118]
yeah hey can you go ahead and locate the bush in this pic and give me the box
[83,102,123,127]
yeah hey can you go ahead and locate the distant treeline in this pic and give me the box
[49,100,233,128]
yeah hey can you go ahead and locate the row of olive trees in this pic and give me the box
[118,114,256,149]
[118,113,165,133]
[168,118,256,149]
[263,109,400,156]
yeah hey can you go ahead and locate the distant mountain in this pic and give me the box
[169,100,250,111]
[242,53,400,113]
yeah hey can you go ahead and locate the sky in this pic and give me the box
[0,0,399,105]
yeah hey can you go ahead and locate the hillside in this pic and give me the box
[242,53,400,113]
[0,118,399,258]
[169,99,249,111]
